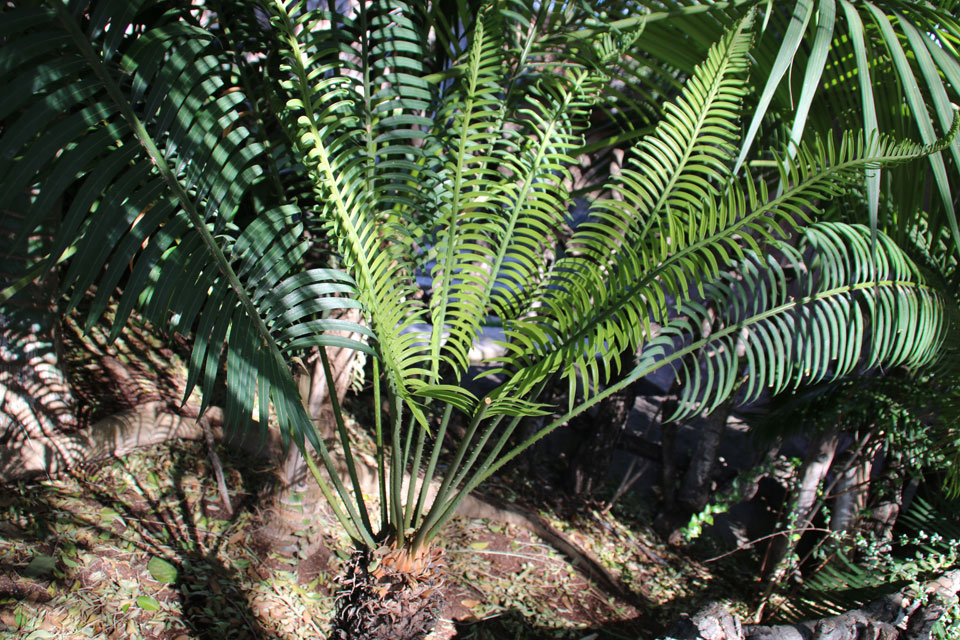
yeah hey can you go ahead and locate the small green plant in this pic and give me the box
[680,455,804,543]
[787,496,960,638]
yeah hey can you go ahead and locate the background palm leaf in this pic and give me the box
[568,1,960,257]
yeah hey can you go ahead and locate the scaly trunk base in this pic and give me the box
[330,547,445,640]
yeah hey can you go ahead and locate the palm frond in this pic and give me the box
[432,23,616,378]
[426,1,508,377]
[266,0,440,421]
[482,11,756,403]
[491,20,958,408]
[580,10,753,257]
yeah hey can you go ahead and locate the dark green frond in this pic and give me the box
[0,0,375,543]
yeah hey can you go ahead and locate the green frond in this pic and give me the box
[266,0,435,416]
[435,64,605,377]
[0,1,376,544]
[494,112,957,407]
[574,10,755,261]
[427,0,508,377]
[662,222,947,420]
[476,12,753,403]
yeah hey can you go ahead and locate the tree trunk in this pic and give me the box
[678,401,731,514]
[656,305,720,537]
[829,450,871,536]
[566,378,638,496]
[330,547,445,640]
[659,381,683,512]
[865,454,908,543]
[762,432,839,587]
[268,309,363,540]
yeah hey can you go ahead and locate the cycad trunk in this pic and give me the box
[829,452,871,536]
[330,546,445,640]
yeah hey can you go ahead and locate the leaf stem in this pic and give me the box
[319,348,374,536]
[373,358,388,530]
[413,403,454,529]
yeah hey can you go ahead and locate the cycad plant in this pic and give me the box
[2,1,956,637]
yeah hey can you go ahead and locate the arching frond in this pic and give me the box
[573,10,754,262]
[489,11,957,406]
[0,1,376,544]
[660,222,947,420]
[482,11,756,402]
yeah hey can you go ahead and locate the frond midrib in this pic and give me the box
[51,0,277,358]
[430,6,501,380]
[273,5,416,400]
[634,13,752,244]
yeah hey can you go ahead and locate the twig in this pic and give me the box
[446,548,547,562]
[590,509,667,566]
[602,456,643,514]
[200,415,232,516]
[704,527,835,563]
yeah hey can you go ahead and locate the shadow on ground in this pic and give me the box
[454,609,653,640]
[0,442,286,639]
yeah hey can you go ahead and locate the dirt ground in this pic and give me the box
[0,433,753,640]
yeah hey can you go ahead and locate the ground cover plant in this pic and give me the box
[4,1,960,638]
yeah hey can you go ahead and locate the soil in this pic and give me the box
[0,432,751,640]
